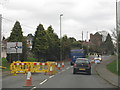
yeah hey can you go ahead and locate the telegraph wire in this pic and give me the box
[2,17,35,30]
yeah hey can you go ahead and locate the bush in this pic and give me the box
[27,57,38,62]
[2,58,10,71]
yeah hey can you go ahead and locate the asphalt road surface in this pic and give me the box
[2,55,117,89]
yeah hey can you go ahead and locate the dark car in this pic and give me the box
[73,58,91,75]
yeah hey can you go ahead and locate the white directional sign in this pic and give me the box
[7,42,22,53]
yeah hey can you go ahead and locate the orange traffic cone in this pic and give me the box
[48,66,53,75]
[62,62,65,68]
[55,62,58,67]
[23,69,34,87]
[58,63,61,70]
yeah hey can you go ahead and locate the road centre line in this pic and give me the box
[49,75,54,78]
[40,79,48,85]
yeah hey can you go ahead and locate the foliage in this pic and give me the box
[27,57,38,62]
[6,21,27,63]
[2,58,10,71]
[101,34,114,55]
[32,24,48,62]
[46,25,60,61]
[61,35,71,60]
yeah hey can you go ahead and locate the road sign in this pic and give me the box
[7,42,22,53]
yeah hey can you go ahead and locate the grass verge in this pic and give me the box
[2,58,10,71]
[107,60,120,76]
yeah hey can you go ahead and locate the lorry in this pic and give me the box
[70,49,86,65]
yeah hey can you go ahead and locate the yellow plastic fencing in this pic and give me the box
[10,61,57,75]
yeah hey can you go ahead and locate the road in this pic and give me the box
[2,56,117,89]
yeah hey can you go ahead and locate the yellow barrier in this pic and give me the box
[0,66,7,69]
[10,61,57,75]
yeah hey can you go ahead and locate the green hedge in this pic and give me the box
[27,57,38,62]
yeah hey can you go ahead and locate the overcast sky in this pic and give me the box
[0,0,118,40]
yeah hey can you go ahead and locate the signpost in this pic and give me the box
[7,42,22,61]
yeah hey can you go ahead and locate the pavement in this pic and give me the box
[95,55,119,87]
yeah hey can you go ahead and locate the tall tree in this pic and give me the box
[46,25,60,61]
[7,21,27,62]
[103,34,114,55]
[62,35,71,60]
[32,24,48,62]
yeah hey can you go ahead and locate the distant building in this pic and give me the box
[26,34,33,49]
[98,31,108,42]
[89,32,102,46]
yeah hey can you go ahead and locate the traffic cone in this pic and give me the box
[23,69,34,87]
[62,62,65,68]
[48,66,53,75]
[55,62,58,67]
[58,63,61,70]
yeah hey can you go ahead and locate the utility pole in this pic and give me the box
[0,14,2,66]
[87,31,88,41]
[81,31,83,49]
[86,31,89,55]
[60,14,63,61]
[0,14,2,90]
[116,0,118,72]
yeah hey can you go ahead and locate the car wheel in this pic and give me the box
[73,68,76,74]
[71,62,73,66]
[87,70,91,75]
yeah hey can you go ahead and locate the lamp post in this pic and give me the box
[116,0,118,72]
[60,14,63,61]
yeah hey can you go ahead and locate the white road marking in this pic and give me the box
[31,87,36,90]
[66,67,69,69]
[49,75,54,78]
[71,66,73,67]
[62,70,65,72]
[40,79,48,85]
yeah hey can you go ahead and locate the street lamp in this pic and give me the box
[116,0,119,72]
[60,14,63,61]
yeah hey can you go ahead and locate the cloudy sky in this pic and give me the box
[0,0,118,40]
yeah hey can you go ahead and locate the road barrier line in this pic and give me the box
[49,75,54,78]
[40,79,48,85]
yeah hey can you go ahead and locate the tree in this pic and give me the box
[7,21,27,62]
[61,35,71,60]
[46,25,60,61]
[32,24,48,62]
[102,34,114,55]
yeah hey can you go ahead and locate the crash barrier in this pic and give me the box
[10,61,58,75]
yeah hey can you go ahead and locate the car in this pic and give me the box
[94,56,102,62]
[94,59,101,64]
[73,58,91,75]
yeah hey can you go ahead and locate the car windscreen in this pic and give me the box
[75,60,89,64]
